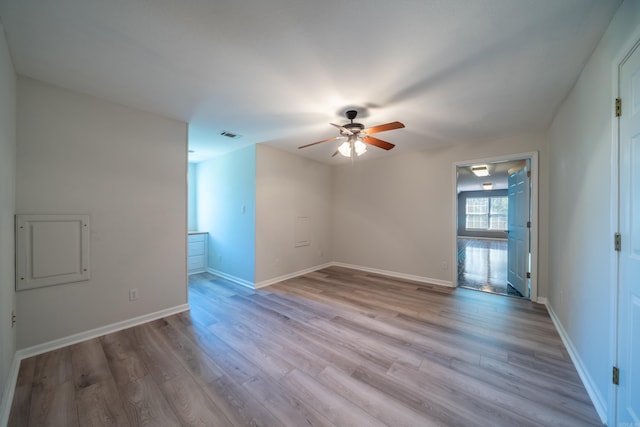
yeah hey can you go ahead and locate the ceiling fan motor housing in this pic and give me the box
[341,122,364,136]
[341,110,364,135]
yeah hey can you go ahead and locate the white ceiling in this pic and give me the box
[0,0,621,164]
[457,159,526,193]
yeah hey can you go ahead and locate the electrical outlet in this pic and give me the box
[129,288,139,301]
[11,311,16,328]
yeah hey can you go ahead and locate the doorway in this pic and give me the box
[454,153,538,301]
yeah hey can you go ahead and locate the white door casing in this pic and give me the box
[453,152,538,301]
[616,38,640,425]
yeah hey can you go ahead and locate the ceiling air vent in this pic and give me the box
[220,130,242,139]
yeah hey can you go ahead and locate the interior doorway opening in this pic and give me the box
[454,153,538,300]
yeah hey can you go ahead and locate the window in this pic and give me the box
[465,197,488,229]
[465,196,507,231]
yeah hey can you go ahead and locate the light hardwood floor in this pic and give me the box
[8,266,601,426]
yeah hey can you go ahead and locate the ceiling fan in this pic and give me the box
[298,110,405,158]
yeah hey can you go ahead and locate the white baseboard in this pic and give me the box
[16,304,190,360]
[254,263,333,289]
[535,296,548,305]
[207,262,453,290]
[207,263,334,289]
[331,262,454,287]
[0,303,190,425]
[543,301,607,425]
[207,268,255,289]
[0,353,21,427]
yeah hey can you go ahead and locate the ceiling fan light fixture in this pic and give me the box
[338,139,367,157]
[338,141,352,157]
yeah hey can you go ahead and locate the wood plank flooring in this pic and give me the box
[457,238,523,297]
[8,266,602,426]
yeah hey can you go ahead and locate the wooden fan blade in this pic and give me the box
[362,121,405,135]
[362,136,395,150]
[330,123,353,135]
[298,136,342,149]
[331,150,340,158]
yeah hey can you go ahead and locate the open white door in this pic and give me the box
[617,39,640,425]
[507,166,530,298]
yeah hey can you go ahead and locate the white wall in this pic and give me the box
[15,77,188,349]
[255,145,332,285]
[0,24,16,413]
[547,0,639,422]
[197,146,256,284]
[332,132,549,290]
[188,162,198,231]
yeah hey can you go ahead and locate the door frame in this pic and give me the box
[453,151,539,302]
[611,34,640,426]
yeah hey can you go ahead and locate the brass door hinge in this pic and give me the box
[616,98,622,117]
[615,233,622,252]
[613,366,619,385]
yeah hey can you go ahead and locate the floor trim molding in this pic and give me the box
[0,353,21,427]
[209,263,453,290]
[207,268,255,289]
[208,263,335,289]
[17,304,190,360]
[0,303,190,424]
[544,300,607,425]
[332,262,454,287]
[254,263,333,289]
